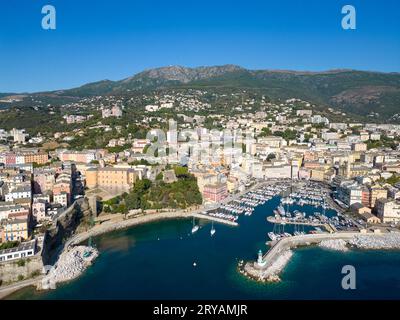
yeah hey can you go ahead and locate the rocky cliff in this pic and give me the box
[41,198,93,266]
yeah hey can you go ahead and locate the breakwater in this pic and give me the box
[38,246,98,290]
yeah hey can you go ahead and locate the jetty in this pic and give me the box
[242,232,362,282]
[266,216,337,233]
[192,212,238,226]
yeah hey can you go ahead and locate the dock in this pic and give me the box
[192,212,238,226]
[266,216,337,233]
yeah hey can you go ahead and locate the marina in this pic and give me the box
[6,180,400,300]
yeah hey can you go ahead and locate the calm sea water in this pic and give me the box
[9,196,400,300]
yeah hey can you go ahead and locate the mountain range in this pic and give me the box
[4,65,400,120]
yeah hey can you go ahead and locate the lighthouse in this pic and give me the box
[257,249,266,267]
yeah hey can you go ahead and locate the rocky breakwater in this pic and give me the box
[39,246,98,290]
[319,233,400,251]
[319,239,349,252]
[349,232,400,249]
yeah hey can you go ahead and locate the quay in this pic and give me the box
[266,216,337,233]
[192,212,238,226]
[67,209,237,247]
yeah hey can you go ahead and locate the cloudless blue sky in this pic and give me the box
[0,0,399,92]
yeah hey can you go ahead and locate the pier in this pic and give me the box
[192,212,238,226]
[266,216,337,233]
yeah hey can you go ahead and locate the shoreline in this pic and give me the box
[0,278,43,300]
[0,209,236,299]
[66,209,238,248]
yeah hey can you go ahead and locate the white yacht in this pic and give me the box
[268,232,278,241]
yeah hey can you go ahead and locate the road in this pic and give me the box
[0,276,44,300]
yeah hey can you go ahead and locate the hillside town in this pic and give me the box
[1,92,400,285]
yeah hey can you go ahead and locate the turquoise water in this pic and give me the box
[9,196,400,299]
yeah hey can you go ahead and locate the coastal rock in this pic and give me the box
[39,246,98,290]
[349,233,400,250]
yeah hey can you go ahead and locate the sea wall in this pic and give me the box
[243,232,361,282]
[243,232,400,283]
[0,255,43,286]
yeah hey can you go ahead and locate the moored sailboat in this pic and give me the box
[191,217,199,233]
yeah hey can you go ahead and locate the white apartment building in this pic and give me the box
[376,199,400,224]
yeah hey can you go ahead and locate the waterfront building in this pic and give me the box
[203,183,228,202]
[310,169,325,182]
[0,239,36,262]
[361,186,371,207]
[369,185,388,208]
[263,164,292,179]
[361,212,381,224]
[194,174,220,194]
[376,199,400,223]
[337,181,363,206]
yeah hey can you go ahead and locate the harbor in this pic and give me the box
[241,232,361,282]
[241,231,400,283]
[5,179,400,300]
[235,180,400,283]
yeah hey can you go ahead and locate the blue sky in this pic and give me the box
[0,0,399,92]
